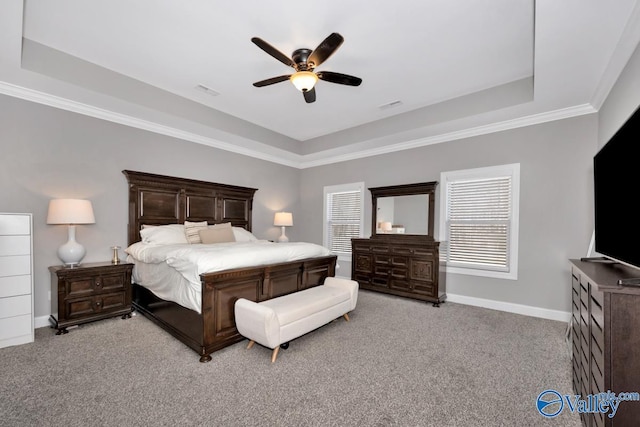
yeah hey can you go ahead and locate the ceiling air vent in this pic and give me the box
[195,84,220,97]
[378,100,403,110]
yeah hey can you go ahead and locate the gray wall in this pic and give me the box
[2,39,639,322]
[299,115,598,313]
[599,40,640,147]
[0,94,300,320]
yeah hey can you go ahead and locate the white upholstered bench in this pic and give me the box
[234,277,358,362]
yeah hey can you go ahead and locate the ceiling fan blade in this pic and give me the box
[253,75,291,87]
[316,71,362,86]
[303,87,316,103]
[308,33,344,68]
[251,37,296,68]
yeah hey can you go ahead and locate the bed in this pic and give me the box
[123,170,337,362]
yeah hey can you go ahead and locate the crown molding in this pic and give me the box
[1,80,596,170]
[0,80,302,168]
[298,104,597,168]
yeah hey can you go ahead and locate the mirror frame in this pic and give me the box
[370,181,437,241]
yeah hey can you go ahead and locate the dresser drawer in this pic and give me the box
[371,275,389,287]
[374,265,390,276]
[0,275,31,298]
[391,246,412,255]
[0,255,31,277]
[0,236,31,256]
[374,254,390,265]
[0,294,32,319]
[390,279,410,291]
[0,215,30,235]
[0,314,32,340]
[352,242,372,252]
[390,267,408,280]
[391,256,408,267]
[412,281,436,296]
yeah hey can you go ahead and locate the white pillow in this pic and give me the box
[140,224,188,245]
[184,220,208,244]
[232,226,258,242]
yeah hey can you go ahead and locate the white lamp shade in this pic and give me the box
[290,71,318,92]
[47,199,95,224]
[274,212,293,227]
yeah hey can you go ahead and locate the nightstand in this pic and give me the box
[49,261,134,335]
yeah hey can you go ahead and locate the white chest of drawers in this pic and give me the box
[0,213,34,348]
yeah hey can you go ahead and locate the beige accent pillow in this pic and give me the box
[184,221,208,244]
[199,223,235,244]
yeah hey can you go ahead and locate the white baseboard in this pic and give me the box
[446,293,571,323]
[35,315,51,329]
[35,292,571,329]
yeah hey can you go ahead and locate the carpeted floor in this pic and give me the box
[0,290,581,426]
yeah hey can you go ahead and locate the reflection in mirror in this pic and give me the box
[376,194,430,235]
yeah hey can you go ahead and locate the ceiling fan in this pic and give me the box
[251,32,362,104]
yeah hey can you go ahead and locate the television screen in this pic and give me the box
[593,105,640,270]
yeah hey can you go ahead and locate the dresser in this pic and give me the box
[351,182,446,306]
[49,261,134,334]
[352,238,445,305]
[570,259,640,426]
[0,213,34,349]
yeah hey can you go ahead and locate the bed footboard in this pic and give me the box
[133,255,337,362]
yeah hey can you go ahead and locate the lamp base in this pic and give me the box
[58,225,86,266]
[278,226,289,243]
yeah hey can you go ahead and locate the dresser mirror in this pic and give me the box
[370,182,437,240]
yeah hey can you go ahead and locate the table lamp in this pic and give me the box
[47,199,95,266]
[274,212,293,243]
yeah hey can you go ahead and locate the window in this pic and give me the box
[439,164,520,280]
[323,182,364,260]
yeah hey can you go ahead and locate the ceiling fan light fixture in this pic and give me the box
[290,71,318,92]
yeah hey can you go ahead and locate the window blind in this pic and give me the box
[445,176,512,270]
[327,190,362,254]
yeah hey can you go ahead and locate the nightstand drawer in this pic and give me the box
[65,291,126,319]
[64,272,127,298]
[0,275,32,298]
[0,294,31,319]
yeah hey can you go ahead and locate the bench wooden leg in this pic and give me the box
[271,347,280,363]
[247,340,255,350]
[343,313,350,322]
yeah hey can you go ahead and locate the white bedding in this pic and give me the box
[126,240,333,313]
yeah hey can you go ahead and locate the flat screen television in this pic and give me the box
[593,104,640,271]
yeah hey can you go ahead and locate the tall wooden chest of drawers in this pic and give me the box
[570,259,640,426]
[49,261,134,334]
[0,213,34,348]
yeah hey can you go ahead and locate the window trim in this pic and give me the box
[323,182,365,262]
[438,163,520,280]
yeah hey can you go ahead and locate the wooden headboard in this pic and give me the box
[123,170,257,246]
